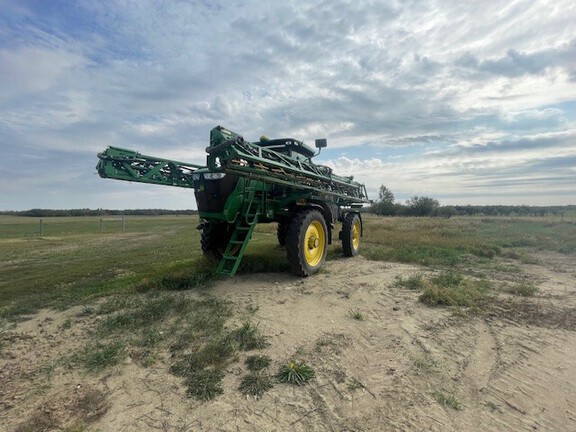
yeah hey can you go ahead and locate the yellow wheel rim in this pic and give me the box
[352,220,360,250]
[304,220,325,266]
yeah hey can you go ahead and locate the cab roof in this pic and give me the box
[255,138,315,158]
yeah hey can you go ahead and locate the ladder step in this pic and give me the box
[215,201,262,277]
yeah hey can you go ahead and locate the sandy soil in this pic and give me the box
[1,254,576,432]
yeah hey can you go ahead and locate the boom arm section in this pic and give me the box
[97,146,203,189]
[206,136,370,206]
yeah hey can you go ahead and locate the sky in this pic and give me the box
[1,0,575,210]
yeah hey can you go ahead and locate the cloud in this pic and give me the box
[455,39,576,79]
[0,0,575,209]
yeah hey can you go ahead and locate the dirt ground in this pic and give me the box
[1,253,576,432]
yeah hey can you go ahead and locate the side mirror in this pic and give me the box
[315,138,327,149]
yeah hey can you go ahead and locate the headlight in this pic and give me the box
[204,172,226,180]
[192,173,202,180]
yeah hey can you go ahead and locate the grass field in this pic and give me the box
[0,215,200,313]
[1,214,575,317]
[2,212,576,429]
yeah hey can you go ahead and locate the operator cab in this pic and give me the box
[256,137,327,161]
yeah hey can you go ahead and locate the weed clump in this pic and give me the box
[78,341,126,372]
[245,354,272,371]
[433,390,463,410]
[239,372,274,398]
[97,293,181,335]
[430,271,463,288]
[418,272,491,309]
[348,309,365,321]
[228,322,269,351]
[503,282,538,297]
[184,369,225,401]
[347,378,365,391]
[170,336,238,401]
[171,338,236,377]
[419,280,489,308]
[412,354,437,372]
[394,273,425,290]
[276,360,315,385]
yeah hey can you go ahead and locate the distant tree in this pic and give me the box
[393,202,408,216]
[435,206,457,218]
[405,196,440,216]
[378,185,395,203]
[372,185,396,216]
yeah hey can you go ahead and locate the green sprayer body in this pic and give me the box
[97,126,369,276]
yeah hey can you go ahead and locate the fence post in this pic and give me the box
[40,218,43,238]
[100,218,103,234]
[122,216,126,231]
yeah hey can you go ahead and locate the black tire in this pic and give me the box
[200,221,233,259]
[342,213,361,257]
[277,222,289,246]
[286,210,328,276]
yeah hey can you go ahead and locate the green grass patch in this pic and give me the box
[138,327,164,348]
[502,282,539,297]
[478,219,576,254]
[404,271,493,309]
[361,216,576,267]
[362,216,500,266]
[2,215,574,320]
[419,278,491,308]
[169,318,270,400]
[394,273,425,290]
[135,258,217,292]
[76,341,126,372]
[97,294,176,335]
[0,215,211,316]
[170,338,237,376]
[77,291,244,401]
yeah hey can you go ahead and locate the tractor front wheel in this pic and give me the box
[200,221,232,259]
[286,210,328,276]
[341,213,361,257]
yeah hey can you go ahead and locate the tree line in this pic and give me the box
[369,185,575,218]
[2,189,574,219]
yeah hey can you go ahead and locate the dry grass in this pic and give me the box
[14,387,109,432]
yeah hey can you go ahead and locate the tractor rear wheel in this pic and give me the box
[342,213,361,257]
[286,209,328,276]
[200,221,232,259]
